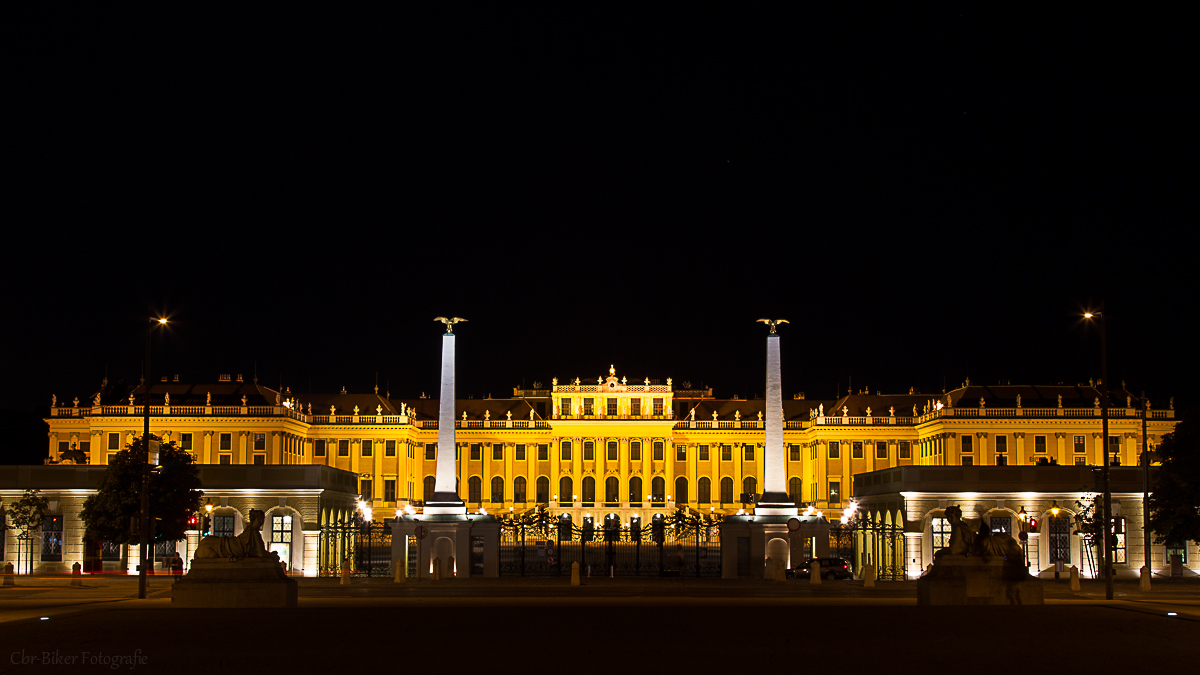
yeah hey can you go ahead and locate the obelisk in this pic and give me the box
[755,319,797,516]
[425,317,467,515]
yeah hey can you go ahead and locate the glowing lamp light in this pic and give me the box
[509,506,514,512]
[1050,500,1061,517]
[1084,312,1094,319]
[573,494,578,500]
[357,500,373,522]
[157,318,168,325]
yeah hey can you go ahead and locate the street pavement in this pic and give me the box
[2,575,1197,673]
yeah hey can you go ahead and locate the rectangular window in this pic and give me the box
[631,399,641,416]
[253,433,266,450]
[514,479,526,502]
[338,440,349,457]
[219,433,232,451]
[41,515,63,561]
[1109,435,1121,459]
[607,441,618,461]
[314,440,326,457]
[470,443,481,461]
[699,445,710,461]
[630,441,642,461]
[829,441,840,459]
[989,516,1012,534]
[932,517,951,552]
[561,441,572,461]
[361,440,373,457]
[653,398,664,416]
[899,441,911,459]
[360,479,373,500]
[961,456,974,466]
[271,515,292,544]
[219,454,231,465]
[1074,456,1086,465]
[253,454,265,465]
[384,480,396,502]
[426,443,436,460]
[108,432,121,450]
[876,441,888,459]
[789,444,800,461]
[961,436,974,454]
[852,442,863,459]
[721,444,732,461]
[828,481,840,503]
[996,455,1008,466]
[653,442,664,461]
[1073,435,1086,453]
[385,440,396,457]
[1034,435,1047,453]
[101,540,121,561]
[516,444,526,461]
[214,515,235,537]
[607,398,618,416]
[493,443,503,460]
[583,399,594,416]
[59,441,70,455]
[537,444,548,461]
[1048,516,1071,563]
[1112,517,1126,563]
[180,433,193,450]
[561,398,572,416]
[743,444,755,461]
[584,441,594,461]
[79,441,90,455]
[676,445,686,461]
[995,436,1008,454]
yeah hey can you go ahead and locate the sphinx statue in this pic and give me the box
[194,509,276,562]
[934,505,1023,564]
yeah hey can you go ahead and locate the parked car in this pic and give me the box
[786,557,854,580]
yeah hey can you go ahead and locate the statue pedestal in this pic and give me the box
[172,557,297,608]
[392,514,500,580]
[917,555,1043,605]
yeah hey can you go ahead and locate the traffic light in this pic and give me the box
[188,514,198,528]
[1028,518,1038,530]
[202,515,211,535]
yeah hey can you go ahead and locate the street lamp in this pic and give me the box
[1018,506,1030,568]
[139,317,168,600]
[1083,308,1115,600]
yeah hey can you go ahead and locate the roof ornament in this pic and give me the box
[818,403,824,416]
[330,405,336,415]
[129,394,135,405]
[73,397,79,408]
[241,395,247,406]
[842,405,848,416]
[1126,395,1132,408]
[712,410,718,421]
[1169,397,1174,410]
[485,410,490,421]
[462,411,468,420]
[307,402,312,415]
[756,318,789,334]
[689,408,696,421]
[434,316,467,334]
[1015,394,1021,408]
[865,407,872,417]
[757,410,763,421]
[965,377,971,386]
[1094,397,1100,408]
[667,378,673,388]
[644,377,650,386]
[598,376,603,385]
[530,408,536,420]
[609,365,615,377]
[51,394,57,407]
[946,394,953,408]
[376,405,382,415]
[552,377,558,386]
[506,410,512,420]
[574,377,580,386]
[1057,394,1063,408]
[979,397,986,407]
[206,392,212,406]
[734,410,741,421]
[93,392,101,406]
[275,392,281,405]
[913,404,918,416]
[889,406,895,417]
[353,405,360,415]
[163,393,169,406]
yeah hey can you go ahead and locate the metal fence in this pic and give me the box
[319,519,392,577]
[830,514,906,581]
[499,508,721,577]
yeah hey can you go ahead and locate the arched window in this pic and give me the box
[468,476,482,503]
[674,476,688,503]
[490,476,504,503]
[789,477,802,504]
[423,475,436,501]
[651,476,665,502]
[743,477,757,501]
[720,477,733,503]
[698,477,711,504]
[605,476,619,503]
[536,476,549,503]
[560,476,573,503]
[582,476,596,503]
[514,476,527,503]
[629,476,643,503]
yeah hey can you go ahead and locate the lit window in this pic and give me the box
[315,440,327,457]
[607,398,618,416]
[253,433,266,451]
[852,442,863,459]
[108,432,121,450]
[271,515,291,544]
[743,444,754,461]
[41,515,63,561]
[493,443,503,461]
[584,441,594,461]
[676,445,686,461]
[384,480,396,502]
[607,442,618,461]
[180,433,192,450]
[1034,436,1047,453]
[1073,435,1086,453]
[699,444,710,461]
[583,399,594,416]
[630,442,642,461]
[828,481,840,503]
[385,440,396,457]
[361,440,373,457]
[631,399,641,416]
[515,444,526,461]
[899,441,911,459]
[932,517,951,553]
[338,440,349,457]
[653,442,664,461]
[653,399,664,416]
[876,442,888,459]
[219,433,232,451]
[829,441,840,459]
[561,441,572,461]
[214,515,235,537]
[514,476,527,502]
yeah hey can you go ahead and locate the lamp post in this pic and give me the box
[1141,392,1151,577]
[1018,506,1029,568]
[138,317,168,600]
[1084,309,1114,601]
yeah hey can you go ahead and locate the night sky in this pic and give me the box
[5,5,1193,463]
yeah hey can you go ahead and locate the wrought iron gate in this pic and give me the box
[829,515,906,581]
[499,508,721,577]
[320,519,393,577]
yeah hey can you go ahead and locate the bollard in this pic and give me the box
[447,556,456,579]
[340,563,351,585]
[3,562,14,586]
[432,557,442,581]
[810,560,822,585]
[765,557,773,580]
[394,559,404,583]
[863,563,876,588]
[1139,565,1152,591]
[71,562,83,587]
[1069,565,1080,591]
[571,561,581,586]
[775,558,786,582]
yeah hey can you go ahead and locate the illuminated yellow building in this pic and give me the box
[45,371,1178,527]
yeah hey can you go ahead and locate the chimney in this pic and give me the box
[160,376,168,382]
[218,374,231,382]
[173,374,179,382]
[236,374,243,382]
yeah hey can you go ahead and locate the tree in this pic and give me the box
[79,436,203,553]
[1148,410,1200,545]
[8,489,49,574]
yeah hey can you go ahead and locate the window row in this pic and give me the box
[429,475,778,506]
[559,397,665,417]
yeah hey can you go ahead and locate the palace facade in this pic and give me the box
[42,369,1179,531]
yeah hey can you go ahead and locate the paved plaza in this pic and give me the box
[2,575,1197,673]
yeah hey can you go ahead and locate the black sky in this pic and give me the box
[4,5,1194,463]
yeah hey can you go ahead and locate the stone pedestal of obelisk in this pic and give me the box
[392,320,498,579]
[719,322,821,578]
